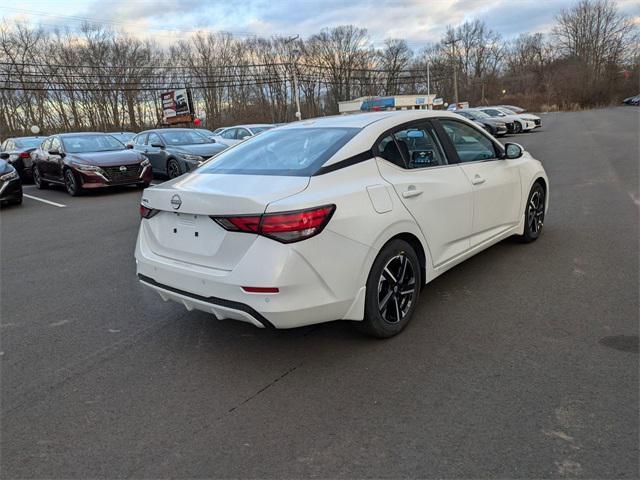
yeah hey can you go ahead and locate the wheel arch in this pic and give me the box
[367,221,434,285]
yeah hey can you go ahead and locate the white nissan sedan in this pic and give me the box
[136,111,548,337]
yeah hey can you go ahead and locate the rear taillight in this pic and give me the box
[140,204,159,219]
[212,205,335,243]
[19,152,30,159]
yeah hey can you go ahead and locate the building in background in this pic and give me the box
[338,94,438,114]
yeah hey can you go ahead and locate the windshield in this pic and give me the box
[110,133,135,142]
[161,130,213,145]
[62,135,125,153]
[198,127,360,176]
[468,110,489,118]
[14,138,42,149]
[250,126,273,134]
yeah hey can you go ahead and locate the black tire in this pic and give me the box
[12,195,23,205]
[64,168,83,196]
[519,182,546,243]
[357,239,422,338]
[32,165,47,189]
[167,158,182,179]
[138,181,151,189]
[514,122,523,134]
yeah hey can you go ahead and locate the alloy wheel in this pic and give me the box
[167,160,181,179]
[377,253,417,324]
[33,166,41,187]
[65,169,77,195]
[527,189,545,235]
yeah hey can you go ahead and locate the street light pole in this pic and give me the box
[292,62,302,121]
[285,35,302,121]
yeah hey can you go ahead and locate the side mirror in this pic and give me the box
[49,149,64,157]
[504,143,523,159]
[125,142,134,149]
[150,143,165,149]
[241,136,251,140]
[0,152,9,160]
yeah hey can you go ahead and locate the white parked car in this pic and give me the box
[477,107,537,133]
[136,111,548,337]
[498,106,542,128]
[213,124,274,147]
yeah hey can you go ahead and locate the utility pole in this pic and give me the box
[445,37,459,105]
[285,35,302,121]
[426,59,432,110]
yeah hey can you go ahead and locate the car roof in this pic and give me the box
[143,128,197,133]
[7,136,44,140]
[280,110,463,130]
[58,132,105,137]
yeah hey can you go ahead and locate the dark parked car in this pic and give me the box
[31,132,152,196]
[455,109,509,137]
[0,136,45,181]
[129,128,227,179]
[0,157,23,206]
[108,132,136,143]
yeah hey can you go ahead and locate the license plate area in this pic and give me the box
[160,212,224,256]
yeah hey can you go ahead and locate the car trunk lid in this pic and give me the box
[140,173,309,271]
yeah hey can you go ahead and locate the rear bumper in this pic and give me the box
[135,221,371,329]
[138,274,274,328]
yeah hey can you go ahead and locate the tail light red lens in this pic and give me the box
[241,286,279,293]
[139,204,159,219]
[19,152,30,159]
[212,205,335,243]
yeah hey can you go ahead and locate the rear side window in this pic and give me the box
[198,127,360,176]
[376,123,447,169]
[439,119,497,162]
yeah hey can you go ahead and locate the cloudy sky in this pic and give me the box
[1,0,638,48]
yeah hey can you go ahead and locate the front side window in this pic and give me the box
[439,119,497,163]
[147,132,162,146]
[134,133,147,145]
[41,138,53,151]
[221,129,236,140]
[50,137,62,152]
[376,124,447,169]
[198,127,359,176]
[236,128,251,139]
[61,135,125,153]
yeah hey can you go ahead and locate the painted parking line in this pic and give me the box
[23,194,66,208]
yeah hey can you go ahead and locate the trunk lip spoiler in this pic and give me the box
[138,274,276,329]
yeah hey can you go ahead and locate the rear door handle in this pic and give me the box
[472,175,486,185]
[402,188,423,198]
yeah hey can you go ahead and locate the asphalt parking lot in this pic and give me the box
[1,107,638,478]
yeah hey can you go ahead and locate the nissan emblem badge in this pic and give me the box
[171,194,182,210]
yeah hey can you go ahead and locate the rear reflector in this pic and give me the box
[242,287,279,293]
[212,205,335,243]
[19,152,30,158]
[140,204,159,219]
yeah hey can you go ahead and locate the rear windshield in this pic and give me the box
[14,138,42,148]
[198,127,360,176]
